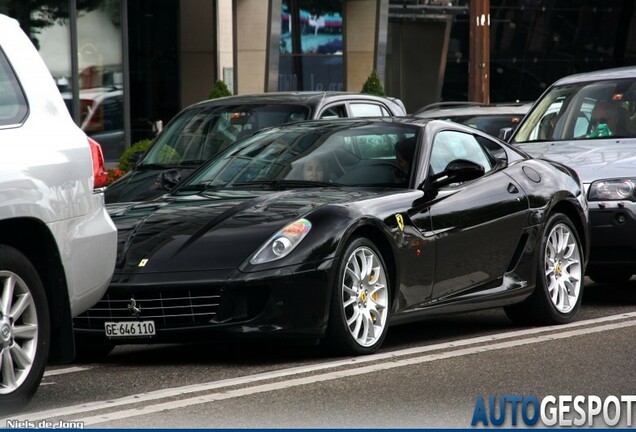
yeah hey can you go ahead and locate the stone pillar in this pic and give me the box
[345,0,384,92]
[234,0,270,94]
[179,0,217,108]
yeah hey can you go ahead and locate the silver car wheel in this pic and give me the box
[0,270,38,395]
[544,223,582,314]
[341,246,388,348]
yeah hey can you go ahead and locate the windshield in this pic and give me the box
[141,104,310,165]
[512,78,636,143]
[183,123,419,189]
[445,115,525,136]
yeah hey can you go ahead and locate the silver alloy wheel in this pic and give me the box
[544,223,582,313]
[341,246,388,347]
[0,270,38,394]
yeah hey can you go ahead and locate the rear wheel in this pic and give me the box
[505,213,584,325]
[0,245,50,415]
[326,237,390,355]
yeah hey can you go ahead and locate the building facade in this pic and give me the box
[1,0,634,163]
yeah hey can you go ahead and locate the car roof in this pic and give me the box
[414,102,531,117]
[553,66,636,86]
[188,91,404,111]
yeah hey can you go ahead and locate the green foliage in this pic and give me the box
[209,80,232,99]
[118,139,152,171]
[361,70,386,97]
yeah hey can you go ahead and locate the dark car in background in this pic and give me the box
[414,102,531,137]
[509,66,636,283]
[75,118,588,357]
[105,92,406,204]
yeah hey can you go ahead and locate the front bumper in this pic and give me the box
[73,259,336,344]
[587,201,636,272]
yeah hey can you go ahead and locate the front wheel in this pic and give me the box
[0,245,50,415]
[505,213,584,325]
[326,237,390,355]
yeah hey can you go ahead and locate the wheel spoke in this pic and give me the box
[352,313,363,338]
[345,267,360,284]
[343,284,357,297]
[13,324,37,340]
[360,313,370,343]
[346,307,360,326]
[9,344,32,370]
[10,292,32,322]
[1,274,15,317]
[343,297,356,308]
[1,348,16,390]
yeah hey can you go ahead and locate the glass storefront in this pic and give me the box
[278,0,344,91]
[0,0,125,162]
[439,0,636,103]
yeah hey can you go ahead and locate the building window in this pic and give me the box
[279,0,343,91]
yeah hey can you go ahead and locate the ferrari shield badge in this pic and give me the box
[138,259,149,267]
[395,214,404,231]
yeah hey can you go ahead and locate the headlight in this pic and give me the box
[588,179,636,201]
[250,218,312,264]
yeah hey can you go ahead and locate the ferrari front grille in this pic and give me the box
[74,287,221,329]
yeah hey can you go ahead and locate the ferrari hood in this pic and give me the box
[514,139,636,184]
[111,188,390,273]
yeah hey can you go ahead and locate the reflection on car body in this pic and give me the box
[105,92,406,204]
[75,118,589,357]
[63,87,124,162]
[509,66,636,283]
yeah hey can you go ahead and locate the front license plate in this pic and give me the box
[104,321,156,338]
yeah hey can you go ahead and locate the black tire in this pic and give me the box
[505,213,584,326]
[586,269,633,284]
[0,245,50,415]
[326,237,391,355]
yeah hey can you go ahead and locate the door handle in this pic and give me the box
[507,183,519,194]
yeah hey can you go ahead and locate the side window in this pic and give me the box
[430,131,494,175]
[319,104,346,119]
[349,103,387,117]
[0,48,28,126]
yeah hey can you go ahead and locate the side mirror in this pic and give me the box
[429,159,485,189]
[128,151,145,167]
[156,169,181,191]
[498,127,514,142]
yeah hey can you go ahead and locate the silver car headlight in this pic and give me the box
[588,179,636,201]
[250,218,312,264]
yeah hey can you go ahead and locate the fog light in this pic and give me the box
[615,213,627,225]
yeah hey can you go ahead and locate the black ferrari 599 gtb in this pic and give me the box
[75,117,589,356]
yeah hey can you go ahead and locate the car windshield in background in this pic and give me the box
[512,78,636,143]
[142,104,310,166]
[183,123,419,190]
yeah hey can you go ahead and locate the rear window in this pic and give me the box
[0,48,28,126]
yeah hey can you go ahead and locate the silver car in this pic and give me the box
[0,14,117,413]
[509,67,636,283]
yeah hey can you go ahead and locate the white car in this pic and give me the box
[0,14,117,413]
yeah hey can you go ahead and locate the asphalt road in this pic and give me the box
[3,278,635,429]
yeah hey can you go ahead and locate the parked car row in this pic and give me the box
[2,9,634,414]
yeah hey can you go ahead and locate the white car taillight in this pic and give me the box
[88,137,109,189]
